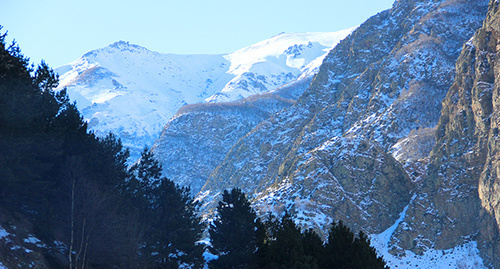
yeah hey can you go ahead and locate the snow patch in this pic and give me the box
[371,195,486,268]
[23,235,46,248]
[0,226,9,239]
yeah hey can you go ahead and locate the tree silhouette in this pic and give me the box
[209,188,259,269]
[131,148,204,268]
[322,220,388,269]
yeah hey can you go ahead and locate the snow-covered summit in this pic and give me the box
[225,31,351,76]
[56,41,231,160]
[209,29,355,102]
[55,29,353,160]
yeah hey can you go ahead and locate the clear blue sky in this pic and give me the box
[1,0,394,68]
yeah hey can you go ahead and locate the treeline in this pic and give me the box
[0,27,387,268]
[209,189,388,269]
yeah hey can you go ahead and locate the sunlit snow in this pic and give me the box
[56,30,353,160]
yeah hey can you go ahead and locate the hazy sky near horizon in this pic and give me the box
[1,0,394,68]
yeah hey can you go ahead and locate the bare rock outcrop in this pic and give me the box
[390,0,500,266]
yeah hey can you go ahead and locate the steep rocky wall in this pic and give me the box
[390,0,500,266]
[477,0,500,238]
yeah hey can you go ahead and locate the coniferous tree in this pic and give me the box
[301,228,323,267]
[0,32,52,208]
[257,212,322,269]
[32,60,58,92]
[209,188,259,269]
[322,220,355,268]
[130,148,204,268]
[150,179,204,268]
[59,134,134,268]
[0,29,87,223]
[322,220,388,269]
[352,231,388,269]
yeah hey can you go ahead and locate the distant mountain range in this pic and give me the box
[55,30,353,160]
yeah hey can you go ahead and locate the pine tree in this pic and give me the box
[301,228,323,267]
[322,220,388,269]
[322,220,354,268]
[32,60,58,92]
[209,188,259,269]
[257,212,320,269]
[352,231,388,269]
[149,180,204,268]
[130,147,162,184]
[130,148,204,268]
[0,28,83,217]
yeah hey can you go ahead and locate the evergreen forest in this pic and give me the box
[0,27,387,268]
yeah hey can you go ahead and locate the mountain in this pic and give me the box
[52,0,500,267]
[55,31,352,160]
[56,42,230,160]
[205,31,353,102]
[389,0,500,267]
[151,78,312,194]
[177,0,491,267]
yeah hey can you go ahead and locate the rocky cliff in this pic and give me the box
[388,0,500,266]
[201,0,487,234]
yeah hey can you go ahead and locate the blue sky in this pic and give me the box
[1,0,394,68]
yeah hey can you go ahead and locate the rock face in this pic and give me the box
[200,0,488,238]
[151,78,311,194]
[389,0,500,266]
[476,0,500,256]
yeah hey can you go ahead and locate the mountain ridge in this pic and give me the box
[151,77,313,194]
[56,30,352,160]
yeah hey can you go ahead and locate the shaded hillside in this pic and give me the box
[152,78,312,194]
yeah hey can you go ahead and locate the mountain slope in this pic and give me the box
[151,78,312,194]
[197,0,490,266]
[56,31,352,160]
[389,0,500,267]
[56,42,231,159]
[207,31,354,102]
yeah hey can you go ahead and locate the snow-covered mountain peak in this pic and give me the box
[55,29,353,160]
[205,29,354,103]
[82,40,157,59]
[223,30,355,77]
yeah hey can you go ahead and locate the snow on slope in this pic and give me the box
[57,41,231,159]
[370,197,486,269]
[253,188,486,269]
[208,29,355,102]
[56,30,353,160]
